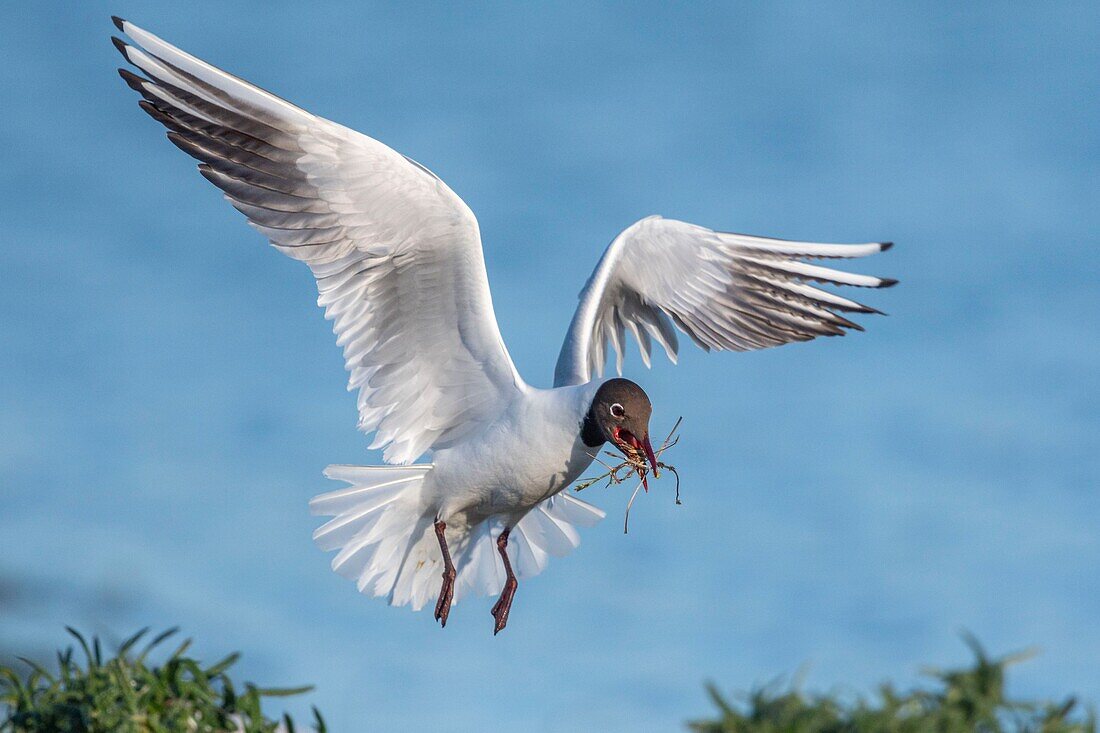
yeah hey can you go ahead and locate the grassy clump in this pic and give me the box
[690,635,1094,733]
[0,628,324,733]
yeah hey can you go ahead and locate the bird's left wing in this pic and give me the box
[112,19,526,463]
[554,216,895,386]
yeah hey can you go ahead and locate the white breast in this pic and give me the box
[428,381,602,524]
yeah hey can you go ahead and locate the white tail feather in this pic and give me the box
[311,465,605,611]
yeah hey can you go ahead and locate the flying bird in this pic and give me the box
[111,18,895,634]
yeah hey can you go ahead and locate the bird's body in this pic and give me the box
[429,382,601,527]
[112,17,895,632]
[310,381,605,621]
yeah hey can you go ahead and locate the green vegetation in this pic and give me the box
[689,635,1094,733]
[0,628,323,733]
[3,628,1093,731]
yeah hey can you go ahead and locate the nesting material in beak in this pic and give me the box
[612,428,659,490]
[575,417,683,533]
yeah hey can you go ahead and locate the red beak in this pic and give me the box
[641,434,659,478]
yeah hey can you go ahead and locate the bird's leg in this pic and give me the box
[490,527,518,635]
[433,519,456,627]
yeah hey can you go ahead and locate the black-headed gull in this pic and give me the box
[112,18,895,633]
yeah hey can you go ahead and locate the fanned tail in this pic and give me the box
[310,464,435,608]
[311,465,605,611]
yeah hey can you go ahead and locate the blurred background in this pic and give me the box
[1,2,1097,730]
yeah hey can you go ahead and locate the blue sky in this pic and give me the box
[1,1,1097,729]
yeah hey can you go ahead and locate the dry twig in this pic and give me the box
[573,417,682,533]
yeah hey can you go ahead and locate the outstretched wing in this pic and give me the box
[113,18,526,463]
[555,215,895,387]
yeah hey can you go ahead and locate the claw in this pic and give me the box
[433,520,456,628]
[490,528,518,635]
[491,576,518,634]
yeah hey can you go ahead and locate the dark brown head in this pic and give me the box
[581,378,659,481]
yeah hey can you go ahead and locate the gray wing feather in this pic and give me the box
[555,216,895,386]
[114,19,525,464]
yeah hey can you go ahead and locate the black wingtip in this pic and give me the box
[880,241,894,252]
[111,16,126,32]
[111,35,129,58]
[117,67,149,93]
[879,277,899,288]
[196,163,219,185]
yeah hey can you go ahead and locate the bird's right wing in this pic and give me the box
[112,18,526,464]
[555,216,895,386]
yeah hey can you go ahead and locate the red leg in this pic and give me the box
[433,520,456,627]
[491,527,518,635]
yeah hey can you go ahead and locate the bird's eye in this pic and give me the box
[609,403,625,418]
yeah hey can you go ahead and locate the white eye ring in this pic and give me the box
[609,403,625,418]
